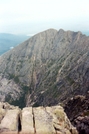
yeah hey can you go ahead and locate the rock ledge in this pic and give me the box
[0,102,78,134]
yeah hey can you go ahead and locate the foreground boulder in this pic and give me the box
[0,102,20,134]
[0,102,78,134]
[65,93,89,134]
[21,107,34,134]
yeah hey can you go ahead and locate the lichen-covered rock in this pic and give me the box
[33,106,55,134]
[0,102,19,110]
[0,109,20,131]
[0,102,78,134]
[46,106,78,134]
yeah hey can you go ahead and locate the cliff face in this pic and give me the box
[0,102,78,134]
[0,29,89,107]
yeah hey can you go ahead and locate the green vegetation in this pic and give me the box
[83,111,89,116]
[5,85,30,108]
[33,102,40,107]
[47,59,55,68]
[9,94,26,109]
[8,74,15,79]
[8,74,20,83]
[14,76,20,83]
[22,85,30,93]
[54,109,65,121]
[66,76,75,85]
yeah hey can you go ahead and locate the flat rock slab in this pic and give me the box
[0,109,20,132]
[0,102,78,134]
[33,107,56,134]
[21,107,34,134]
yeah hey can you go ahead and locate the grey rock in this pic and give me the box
[0,102,78,134]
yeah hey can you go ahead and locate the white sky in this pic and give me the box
[0,0,89,35]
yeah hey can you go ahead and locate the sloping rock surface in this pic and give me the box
[0,102,78,134]
[64,93,89,134]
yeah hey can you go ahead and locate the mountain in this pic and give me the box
[0,33,30,55]
[0,29,89,108]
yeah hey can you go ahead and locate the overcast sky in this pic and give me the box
[0,0,89,35]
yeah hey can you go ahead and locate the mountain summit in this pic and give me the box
[0,29,89,108]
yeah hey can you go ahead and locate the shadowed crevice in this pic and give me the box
[32,107,36,134]
[18,115,22,132]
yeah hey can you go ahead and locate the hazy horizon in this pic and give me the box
[0,0,89,35]
[0,29,89,37]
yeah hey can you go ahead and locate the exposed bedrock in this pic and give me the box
[0,102,78,134]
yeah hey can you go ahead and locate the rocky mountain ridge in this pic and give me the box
[0,102,78,134]
[0,29,89,107]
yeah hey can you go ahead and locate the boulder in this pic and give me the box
[0,102,78,134]
[0,108,6,123]
[0,109,21,133]
[20,107,34,134]
[46,106,78,134]
[33,106,55,134]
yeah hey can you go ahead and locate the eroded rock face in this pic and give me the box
[0,102,78,134]
[64,93,89,134]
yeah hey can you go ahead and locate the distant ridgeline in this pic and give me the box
[0,31,89,55]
